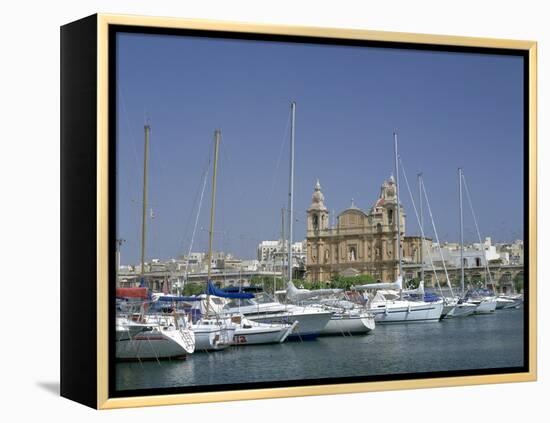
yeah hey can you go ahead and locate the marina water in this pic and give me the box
[116,308,523,391]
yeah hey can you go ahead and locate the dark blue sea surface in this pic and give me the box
[116,308,524,391]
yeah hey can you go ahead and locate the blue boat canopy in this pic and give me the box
[156,295,202,302]
[207,280,254,299]
[222,285,264,293]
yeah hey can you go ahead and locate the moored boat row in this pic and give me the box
[115,280,523,362]
[115,104,523,364]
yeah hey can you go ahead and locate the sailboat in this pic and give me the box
[458,168,497,314]
[204,283,296,345]
[438,168,476,317]
[399,160,476,319]
[116,291,196,361]
[189,129,236,351]
[224,102,332,339]
[222,292,332,340]
[411,171,457,318]
[151,292,236,352]
[413,171,475,319]
[116,124,195,360]
[496,294,523,309]
[356,277,443,323]
[357,133,443,323]
[116,316,195,361]
[284,281,375,335]
[231,316,296,345]
[497,295,523,309]
[191,129,295,347]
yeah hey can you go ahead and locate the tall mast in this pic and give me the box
[459,167,465,296]
[394,132,403,280]
[288,102,296,283]
[418,173,424,282]
[206,129,221,307]
[461,170,493,291]
[281,207,285,277]
[140,124,150,285]
[115,238,125,287]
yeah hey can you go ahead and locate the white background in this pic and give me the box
[0,0,546,421]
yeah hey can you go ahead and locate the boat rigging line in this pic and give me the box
[461,170,495,289]
[419,175,455,298]
[182,147,212,290]
[177,147,212,257]
[398,156,445,297]
[267,108,292,204]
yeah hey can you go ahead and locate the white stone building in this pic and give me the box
[257,239,306,272]
[432,237,502,269]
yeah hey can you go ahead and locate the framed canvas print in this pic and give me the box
[60,14,537,409]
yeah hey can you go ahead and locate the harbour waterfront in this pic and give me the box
[116,308,523,391]
[113,39,527,396]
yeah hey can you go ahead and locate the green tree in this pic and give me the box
[182,283,204,296]
[513,273,524,293]
[406,277,420,289]
[330,274,376,290]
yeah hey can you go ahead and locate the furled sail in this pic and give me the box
[206,280,254,299]
[352,276,403,291]
[286,281,342,302]
[152,294,202,302]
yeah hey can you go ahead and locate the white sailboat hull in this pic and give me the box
[193,325,235,351]
[496,296,523,309]
[228,315,295,345]
[446,302,477,318]
[502,300,522,309]
[249,310,331,340]
[371,300,443,323]
[225,300,332,340]
[321,314,375,335]
[470,297,497,314]
[232,325,291,345]
[496,298,514,309]
[116,327,194,360]
[441,303,456,319]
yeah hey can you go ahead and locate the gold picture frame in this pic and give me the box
[60,13,537,409]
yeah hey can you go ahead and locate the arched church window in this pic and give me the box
[348,246,357,261]
[313,214,318,230]
[388,208,394,225]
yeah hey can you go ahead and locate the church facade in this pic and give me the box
[306,177,421,283]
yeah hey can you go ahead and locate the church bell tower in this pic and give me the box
[307,179,329,233]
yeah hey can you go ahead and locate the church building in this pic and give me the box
[306,177,421,283]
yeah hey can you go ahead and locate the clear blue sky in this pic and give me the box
[116,32,524,265]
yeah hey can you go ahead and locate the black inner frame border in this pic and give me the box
[108,23,530,399]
